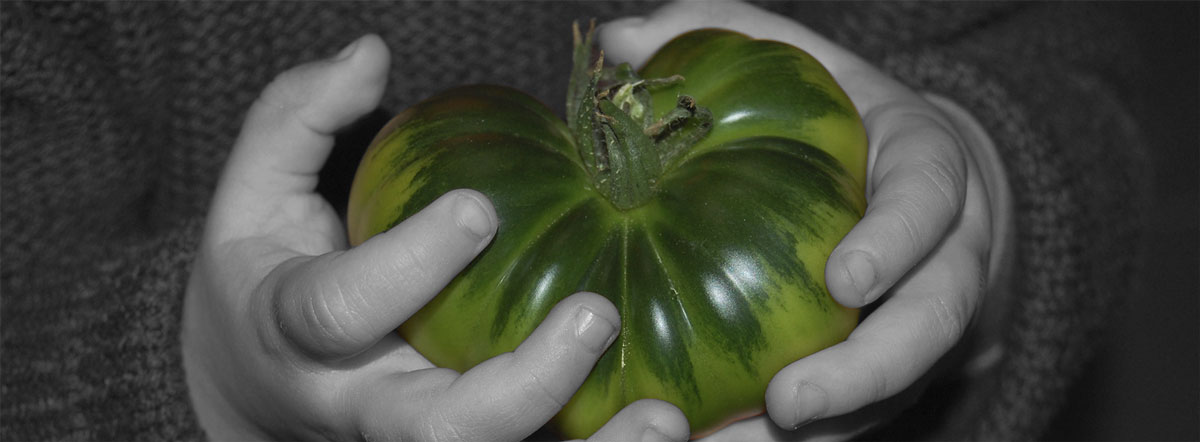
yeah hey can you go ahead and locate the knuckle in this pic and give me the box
[393,370,462,442]
[842,335,892,405]
[516,357,571,408]
[414,409,461,442]
[913,153,966,213]
[266,258,310,329]
[275,254,373,356]
[921,256,980,347]
[301,281,369,350]
[878,106,969,210]
[870,132,969,259]
[872,192,928,257]
[893,199,928,255]
[925,295,968,347]
[861,350,892,404]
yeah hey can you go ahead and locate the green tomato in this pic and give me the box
[347,28,867,439]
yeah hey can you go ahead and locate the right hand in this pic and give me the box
[181,34,689,442]
[600,1,1010,440]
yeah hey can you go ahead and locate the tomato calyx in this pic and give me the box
[567,20,713,211]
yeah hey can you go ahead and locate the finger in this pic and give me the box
[585,399,690,442]
[596,15,655,67]
[269,189,498,360]
[765,154,991,430]
[366,292,620,442]
[598,1,862,71]
[825,102,969,307]
[599,1,827,68]
[765,102,994,428]
[702,376,931,442]
[598,1,916,112]
[211,34,389,237]
[766,239,985,430]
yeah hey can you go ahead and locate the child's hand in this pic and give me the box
[182,35,689,442]
[601,1,1011,439]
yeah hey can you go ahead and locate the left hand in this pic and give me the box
[181,34,690,442]
[599,1,1011,440]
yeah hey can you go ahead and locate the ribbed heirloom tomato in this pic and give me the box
[347,24,868,439]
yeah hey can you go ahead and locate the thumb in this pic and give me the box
[596,16,655,67]
[270,189,498,361]
[210,34,390,242]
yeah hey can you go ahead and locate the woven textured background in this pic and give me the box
[2,2,1151,440]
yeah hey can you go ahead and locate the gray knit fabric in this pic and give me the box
[1,2,1146,441]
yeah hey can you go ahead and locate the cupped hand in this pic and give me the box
[181,35,689,442]
[600,1,1011,440]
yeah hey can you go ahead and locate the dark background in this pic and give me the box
[3,2,1192,440]
[1043,3,1199,440]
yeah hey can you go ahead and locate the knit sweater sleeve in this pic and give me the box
[1,3,207,439]
[1,3,1150,441]
[0,220,208,441]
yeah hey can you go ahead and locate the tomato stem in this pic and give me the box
[567,21,712,211]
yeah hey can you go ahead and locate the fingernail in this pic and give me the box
[454,194,494,240]
[335,37,362,61]
[642,426,673,442]
[844,251,876,304]
[790,381,827,429]
[575,305,617,353]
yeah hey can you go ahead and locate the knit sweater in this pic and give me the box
[1,2,1148,441]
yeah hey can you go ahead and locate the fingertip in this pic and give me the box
[596,16,651,66]
[561,292,620,354]
[767,255,982,429]
[449,189,498,246]
[636,399,690,442]
[765,354,843,432]
[410,190,496,252]
[506,292,621,366]
[764,372,791,428]
[436,293,623,439]
[597,16,646,36]
[334,35,389,109]
[291,34,391,135]
[224,34,392,198]
[564,292,620,324]
[765,377,829,430]
[342,33,390,75]
[356,33,387,54]
[827,248,879,308]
